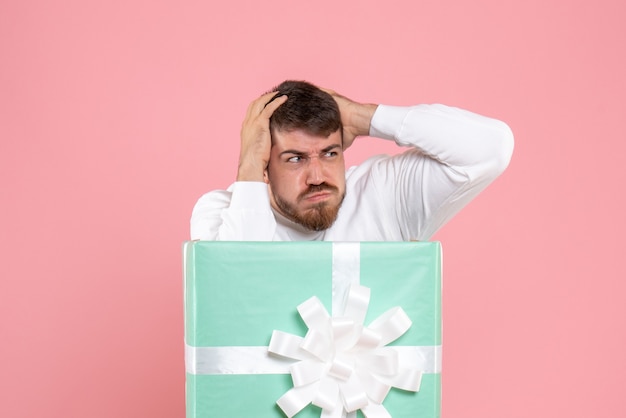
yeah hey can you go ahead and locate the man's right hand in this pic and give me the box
[237,92,288,182]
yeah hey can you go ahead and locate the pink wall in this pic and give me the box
[1,0,625,416]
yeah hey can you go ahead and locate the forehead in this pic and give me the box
[272,129,342,153]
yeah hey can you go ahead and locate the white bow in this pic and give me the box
[268,284,423,418]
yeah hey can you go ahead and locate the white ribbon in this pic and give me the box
[268,284,425,418]
[185,344,441,375]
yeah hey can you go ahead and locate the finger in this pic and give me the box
[319,87,337,96]
[261,94,288,117]
[245,91,281,119]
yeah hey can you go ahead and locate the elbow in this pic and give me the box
[466,121,514,185]
[489,120,515,176]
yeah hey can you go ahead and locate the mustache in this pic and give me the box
[298,183,338,200]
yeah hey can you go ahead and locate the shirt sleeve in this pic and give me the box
[190,181,277,240]
[367,104,514,240]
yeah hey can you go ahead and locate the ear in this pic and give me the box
[263,169,269,184]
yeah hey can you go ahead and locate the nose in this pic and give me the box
[305,157,326,186]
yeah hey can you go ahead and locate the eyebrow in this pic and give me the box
[279,144,341,157]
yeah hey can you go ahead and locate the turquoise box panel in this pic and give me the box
[184,241,442,417]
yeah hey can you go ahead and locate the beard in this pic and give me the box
[273,184,345,231]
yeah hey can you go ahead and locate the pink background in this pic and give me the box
[1,0,625,416]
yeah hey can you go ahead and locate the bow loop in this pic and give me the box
[367,307,412,346]
[290,359,325,387]
[298,296,330,331]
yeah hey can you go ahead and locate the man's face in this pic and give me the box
[265,128,346,231]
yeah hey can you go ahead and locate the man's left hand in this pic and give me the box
[322,88,378,150]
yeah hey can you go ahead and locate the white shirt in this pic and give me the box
[190,104,514,241]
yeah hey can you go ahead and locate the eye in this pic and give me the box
[324,151,338,158]
[287,156,303,163]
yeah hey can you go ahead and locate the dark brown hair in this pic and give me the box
[267,80,341,138]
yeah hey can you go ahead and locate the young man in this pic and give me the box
[191,80,514,241]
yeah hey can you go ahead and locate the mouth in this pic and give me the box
[299,184,338,203]
[302,191,333,203]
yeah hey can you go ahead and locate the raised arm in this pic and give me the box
[364,103,515,240]
[237,91,288,181]
[190,92,287,241]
